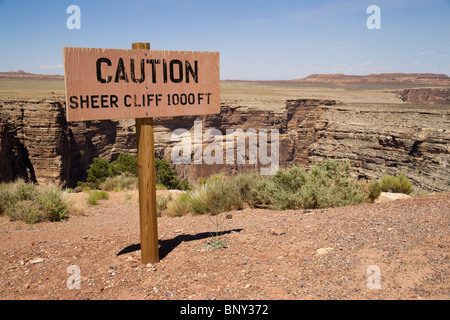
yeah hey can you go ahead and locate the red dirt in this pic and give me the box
[0,191,448,300]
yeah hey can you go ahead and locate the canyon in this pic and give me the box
[0,75,449,193]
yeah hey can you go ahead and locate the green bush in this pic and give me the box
[162,160,370,216]
[99,173,138,191]
[37,185,71,221]
[155,158,189,190]
[87,158,112,189]
[368,180,381,202]
[248,160,367,210]
[189,174,243,215]
[110,153,137,176]
[380,174,413,194]
[87,190,109,205]
[156,194,173,217]
[0,181,71,223]
[166,193,192,217]
[259,166,308,210]
[305,162,367,209]
[79,154,188,191]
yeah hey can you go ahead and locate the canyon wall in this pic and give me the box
[0,95,449,192]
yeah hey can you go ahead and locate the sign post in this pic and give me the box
[63,43,220,264]
[132,42,159,265]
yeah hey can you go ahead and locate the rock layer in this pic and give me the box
[0,97,448,192]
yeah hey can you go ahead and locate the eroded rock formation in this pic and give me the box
[0,96,448,193]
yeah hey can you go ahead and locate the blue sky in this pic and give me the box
[0,0,449,80]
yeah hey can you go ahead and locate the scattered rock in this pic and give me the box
[316,248,333,256]
[375,192,412,203]
[270,228,286,236]
[29,258,45,264]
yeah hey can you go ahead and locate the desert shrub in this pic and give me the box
[156,194,173,217]
[247,160,367,210]
[0,180,70,223]
[155,158,190,190]
[86,158,112,189]
[152,160,371,216]
[302,175,366,209]
[231,171,261,204]
[166,193,192,217]
[156,183,168,190]
[79,154,188,191]
[87,190,109,205]
[99,173,138,191]
[8,200,43,224]
[368,180,382,202]
[247,177,276,208]
[110,153,137,176]
[189,174,243,215]
[380,174,413,194]
[37,185,71,221]
[0,184,8,214]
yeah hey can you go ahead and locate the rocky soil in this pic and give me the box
[0,191,448,300]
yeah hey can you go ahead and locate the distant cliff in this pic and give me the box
[395,88,450,104]
[290,73,450,86]
[0,71,64,81]
[0,95,449,192]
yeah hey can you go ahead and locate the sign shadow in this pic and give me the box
[117,228,243,260]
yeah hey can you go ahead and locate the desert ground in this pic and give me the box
[0,190,448,300]
[0,77,449,300]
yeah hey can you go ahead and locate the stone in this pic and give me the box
[29,257,45,264]
[316,248,333,256]
[375,192,412,203]
[270,228,286,236]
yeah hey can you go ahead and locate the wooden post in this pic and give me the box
[132,42,159,264]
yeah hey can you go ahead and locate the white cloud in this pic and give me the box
[356,62,373,67]
[37,62,63,70]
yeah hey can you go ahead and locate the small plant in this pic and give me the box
[99,173,138,191]
[246,161,367,210]
[86,158,111,189]
[78,154,188,191]
[87,190,109,206]
[110,153,138,176]
[0,180,71,224]
[380,174,413,194]
[166,193,192,217]
[369,180,381,200]
[155,158,190,190]
[189,174,242,215]
[156,194,173,217]
[205,212,228,250]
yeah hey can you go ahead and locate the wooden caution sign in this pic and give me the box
[63,46,220,121]
[63,43,220,264]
